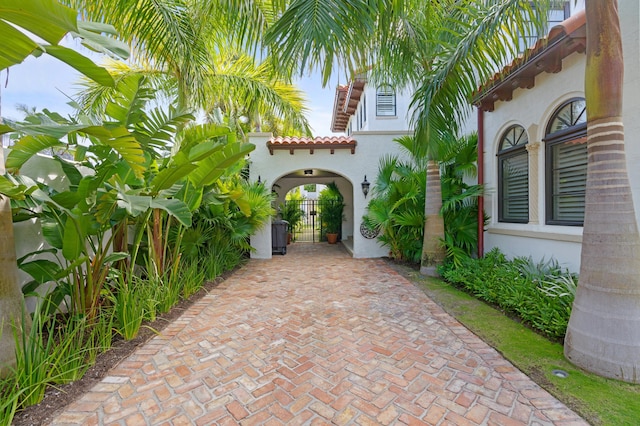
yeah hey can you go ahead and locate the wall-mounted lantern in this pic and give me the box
[361,175,370,198]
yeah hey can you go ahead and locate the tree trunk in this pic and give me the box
[0,195,29,376]
[420,159,446,276]
[152,209,164,275]
[564,0,640,383]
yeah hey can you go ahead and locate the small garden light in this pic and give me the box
[552,369,569,378]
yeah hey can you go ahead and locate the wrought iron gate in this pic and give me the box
[284,199,321,242]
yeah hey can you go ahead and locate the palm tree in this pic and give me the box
[65,0,310,133]
[73,54,310,137]
[563,0,640,383]
[363,150,426,262]
[66,0,210,109]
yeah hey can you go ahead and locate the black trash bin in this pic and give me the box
[272,219,289,255]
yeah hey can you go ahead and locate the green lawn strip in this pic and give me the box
[397,268,640,426]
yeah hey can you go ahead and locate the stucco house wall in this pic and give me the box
[481,0,640,272]
[356,86,415,134]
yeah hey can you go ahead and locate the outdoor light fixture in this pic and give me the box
[304,169,313,175]
[552,369,569,378]
[257,175,261,183]
[361,175,370,198]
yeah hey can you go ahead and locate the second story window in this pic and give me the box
[376,84,396,116]
[520,1,571,52]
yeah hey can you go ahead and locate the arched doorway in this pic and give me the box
[272,169,354,245]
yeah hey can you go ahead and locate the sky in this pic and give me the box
[0,47,343,138]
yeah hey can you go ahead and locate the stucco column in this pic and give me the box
[526,141,541,225]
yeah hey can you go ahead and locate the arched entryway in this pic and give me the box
[273,170,353,244]
[247,132,410,259]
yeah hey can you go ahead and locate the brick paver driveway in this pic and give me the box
[51,243,586,425]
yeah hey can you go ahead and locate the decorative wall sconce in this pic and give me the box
[361,175,370,198]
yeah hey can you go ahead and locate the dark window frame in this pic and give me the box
[544,98,587,226]
[362,93,367,123]
[498,125,529,223]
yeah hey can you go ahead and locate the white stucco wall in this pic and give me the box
[482,0,640,272]
[482,53,586,271]
[249,131,412,259]
[352,85,414,134]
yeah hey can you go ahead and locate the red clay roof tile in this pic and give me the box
[266,136,357,155]
[475,10,586,112]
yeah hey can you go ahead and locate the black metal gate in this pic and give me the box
[284,199,344,243]
[285,199,322,242]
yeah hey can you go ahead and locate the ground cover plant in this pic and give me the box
[438,248,577,340]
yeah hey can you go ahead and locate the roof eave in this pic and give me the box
[474,10,586,112]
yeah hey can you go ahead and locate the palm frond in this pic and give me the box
[411,0,550,140]
[204,52,311,134]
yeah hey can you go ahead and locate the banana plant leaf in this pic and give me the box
[0,0,125,87]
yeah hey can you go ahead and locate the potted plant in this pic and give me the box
[319,183,345,244]
[279,201,304,243]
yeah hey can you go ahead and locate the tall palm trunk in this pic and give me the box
[564,0,640,382]
[0,195,29,376]
[420,159,446,276]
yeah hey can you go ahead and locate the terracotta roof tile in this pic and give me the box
[475,10,586,111]
[267,136,357,155]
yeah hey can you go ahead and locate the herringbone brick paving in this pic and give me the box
[50,243,587,425]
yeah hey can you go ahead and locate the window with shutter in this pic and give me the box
[498,125,529,223]
[545,98,587,226]
[376,84,396,116]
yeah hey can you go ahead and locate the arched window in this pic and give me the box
[498,125,529,222]
[376,84,396,116]
[545,98,587,225]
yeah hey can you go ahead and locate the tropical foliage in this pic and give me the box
[363,152,426,263]
[0,70,273,422]
[363,134,482,265]
[440,248,577,340]
[0,0,128,86]
[64,0,311,135]
[318,182,345,239]
[439,133,484,267]
[280,188,304,240]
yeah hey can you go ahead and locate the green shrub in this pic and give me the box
[0,374,20,426]
[180,260,206,299]
[12,304,55,408]
[439,248,576,339]
[110,275,147,340]
[48,316,93,384]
